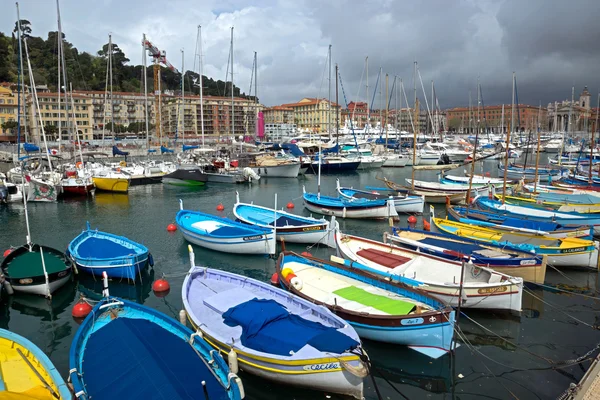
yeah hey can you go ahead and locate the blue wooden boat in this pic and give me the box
[67,222,152,280]
[276,251,456,359]
[498,163,564,181]
[183,246,366,399]
[70,296,244,400]
[233,193,335,247]
[448,205,591,239]
[388,227,545,284]
[474,197,600,234]
[0,328,71,399]
[303,186,399,220]
[177,200,275,254]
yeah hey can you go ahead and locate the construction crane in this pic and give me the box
[142,36,178,142]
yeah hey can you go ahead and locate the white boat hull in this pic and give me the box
[251,163,301,178]
[547,248,598,269]
[180,227,275,254]
[393,196,425,213]
[303,200,398,220]
[382,156,409,167]
[11,273,71,296]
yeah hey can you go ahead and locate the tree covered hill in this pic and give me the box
[0,20,255,100]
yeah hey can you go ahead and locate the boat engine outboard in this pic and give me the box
[0,184,7,204]
[437,153,451,165]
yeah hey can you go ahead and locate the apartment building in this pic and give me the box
[279,98,341,132]
[0,85,18,142]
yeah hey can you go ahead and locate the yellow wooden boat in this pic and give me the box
[92,176,130,193]
[0,328,71,399]
[495,193,600,213]
[432,217,598,269]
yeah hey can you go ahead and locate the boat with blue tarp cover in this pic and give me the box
[448,204,592,239]
[182,246,366,399]
[177,200,275,254]
[67,222,152,280]
[233,193,336,247]
[70,293,244,400]
[474,196,600,234]
[276,251,456,359]
[303,186,399,220]
[0,328,72,399]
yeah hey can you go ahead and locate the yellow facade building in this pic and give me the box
[279,98,341,132]
[0,85,18,142]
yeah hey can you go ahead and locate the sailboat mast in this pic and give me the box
[198,27,205,147]
[56,0,70,146]
[69,83,84,165]
[328,44,331,140]
[16,3,23,158]
[142,34,149,150]
[109,34,114,142]
[181,49,184,146]
[502,73,515,204]
[533,103,542,192]
[590,93,599,183]
[335,64,339,148]
[379,66,382,134]
[385,74,389,149]
[366,57,369,131]
[230,27,234,140]
[399,78,403,133]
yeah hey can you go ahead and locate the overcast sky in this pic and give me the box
[2,0,599,108]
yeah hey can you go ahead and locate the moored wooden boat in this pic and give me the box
[432,217,598,269]
[1,244,72,297]
[303,186,399,220]
[0,328,71,399]
[276,251,456,359]
[161,164,207,186]
[183,247,366,399]
[474,197,600,235]
[67,222,152,280]
[380,177,468,204]
[448,205,592,239]
[497,193,600,213]
[70,291,244,400]
[406,178,491,196]
[177,200,275,254]
[233,193,335,247]
[335,231,526,309]
[336,180,424,213]
[91,175,130,193]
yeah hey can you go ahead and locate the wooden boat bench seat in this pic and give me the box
[356,248,411,268]
[472,249,511,259]
[203,288,258,314]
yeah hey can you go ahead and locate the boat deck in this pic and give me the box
[285,260,430,316]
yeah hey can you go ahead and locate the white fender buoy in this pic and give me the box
[3,280,14,296]
[228,347,239,374]
[179,310,186,326]
[291,276,303,291]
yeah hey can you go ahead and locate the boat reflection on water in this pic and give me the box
[93,191,130,207]
[363,339,451,395]
[76,268,154,304]
[6,279,78,356]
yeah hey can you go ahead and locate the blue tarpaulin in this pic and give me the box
[23,143,40,153]
[112,145,129,156]
[183,144,199,151]
[223,298,359,356]
[82,318,229,400]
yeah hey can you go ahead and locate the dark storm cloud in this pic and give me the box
[1,0,598,107]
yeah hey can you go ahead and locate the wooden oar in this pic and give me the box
[16,347,60,399]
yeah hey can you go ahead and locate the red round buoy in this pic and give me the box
[152,279,170,295]
[407,215,417,225]
[3,249,11,258]
[216,203,225,211]
[270,272,279,286]
[72,300,93,319]
[166,223,177,232]
[286,202,294,209]
[300,251,312,258]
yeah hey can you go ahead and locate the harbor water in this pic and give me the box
[1,159,599,399]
